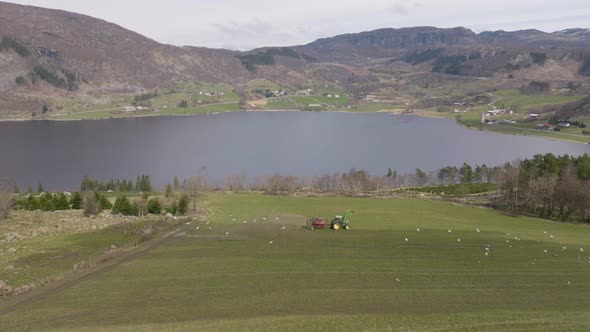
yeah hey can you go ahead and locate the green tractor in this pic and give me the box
[331,211,353,230]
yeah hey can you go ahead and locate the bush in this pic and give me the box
[111,194,133,216]
[96,192,113,210]
[53,193,70,210]
[147,198,162,215]
[177,194,189,215]
[70,192,83,209]
[83,192,102,217]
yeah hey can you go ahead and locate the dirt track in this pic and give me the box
[0,226,189,316]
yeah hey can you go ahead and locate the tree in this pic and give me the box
[165,183,173,198]
[177,194,189,215]
[0,186,12,220]
[83,191,102,217]
[126,180,134,192]
[53,193,70,210]
[26,195,40,210]
[182,176,204,213]
[178,100,188,108]
[415,169,428,186]
[459,163,474,183]
[111,194,133,216]
[173,176,179,190]
[42,105,49,114]
[39,194,55,211]
[147,198,162,214]
[37,182,44,193]
[96,192,113,210]
[70,192,83,209]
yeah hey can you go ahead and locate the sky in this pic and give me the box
[9,0,590,50]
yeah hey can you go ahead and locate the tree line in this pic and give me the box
[80,175,152,193]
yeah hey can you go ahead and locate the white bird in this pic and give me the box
[281,226,286,230]
[448,229,452,233]
[457,238,461,242]
[395,278,400,282]
[225,232,229,235]
[416,228,420,232]
[186,222,190,225]
[562,247,567,251]
[506,240,510,243]
[275,217,280,220]
[549,235,555,238]
[568,281,571,285]
[484,252,489,256]
[543,231,547,234]
[196,227,199,230]
[404,238,409,242]
[253,220,256,223]
[209,227,212,230]
[243,221,247,224]
[476,228,480,233]
[580,248,584,252]
[263,218,267,221]
[268,241,273,244]
[232,219,236,222]
[544,250,548,253]
[510,245,512,248]
[485,247,490,251]
[477,260,480,264]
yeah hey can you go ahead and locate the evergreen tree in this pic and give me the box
[168,201,178,215]
[112,194,133,216]
[126,180,134,192]
[70,192,83,209]
[121,179,128,192]
[39,194,55,211]
[95,192,113,210]
[54,193,70,210]
[178,194,189,215]
[13,184,19,194]
[147,198,162,214]
[173,176,179,190]
[165,183,173,198]
[37,182,44,193]
[135,176,141,192]
[26,195,40,210]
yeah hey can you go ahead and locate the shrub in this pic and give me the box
[70,192,83,209]
[111,194,133,216]
[147,198,162,215]
[83,192,102,217]
[177,194,189,215]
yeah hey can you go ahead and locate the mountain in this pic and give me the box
[0,1,589,115]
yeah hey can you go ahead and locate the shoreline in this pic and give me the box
[1,107,588,145]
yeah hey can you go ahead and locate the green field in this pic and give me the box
[2,193,590,331]
[492,90,582,111]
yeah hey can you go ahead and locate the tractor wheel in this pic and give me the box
[332,223,341,230]
[344,225,350,230]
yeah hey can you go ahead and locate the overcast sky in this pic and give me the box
[9,0,590,50]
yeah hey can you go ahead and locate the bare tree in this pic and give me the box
[83,191,102,217]
[182,176,204,213]
[0,184,12,220]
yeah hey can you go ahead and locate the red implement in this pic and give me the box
[307,217,327,229]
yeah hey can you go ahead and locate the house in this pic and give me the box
[558,122,571,128]
[528,113,540,118]
[537,124,554,131]
[308,103,322,107]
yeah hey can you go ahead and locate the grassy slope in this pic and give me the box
[1,193,590,331]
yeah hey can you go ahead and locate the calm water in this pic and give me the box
[0,111,589,190]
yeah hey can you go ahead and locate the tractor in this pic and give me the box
[308,211,353,230]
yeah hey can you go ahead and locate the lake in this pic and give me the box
[0,111,588,190]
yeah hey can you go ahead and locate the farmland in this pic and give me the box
[1,192,590,331]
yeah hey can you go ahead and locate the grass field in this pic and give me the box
[2,193,590,331]
[492,90,582,111]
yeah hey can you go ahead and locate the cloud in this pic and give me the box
[391,1,421,16]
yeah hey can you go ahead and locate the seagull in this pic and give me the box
[232,219,236,222]
[263,218,267,221]
[544,231,547,234]
[243,221,247,223]
[196,227,199,230]
[395,278,400,282]
[544,250,548,253]
[476,228,480,233]
[448,229,452,233]
[549,235,555,238]
[484,252,489,256]
[416,228,420,232]
[275,217,280,220]
[485,247,490,251]
[281,226,286,230]
[506,240,510,243]
[209,227,212,230]
[404,238,409,242]
[580,248,584,252]
[457,238,461,242]
[568,281,571,285]
[268,241,273,244]
[225,232,229,235]
[186,222,190,225]
[562,247,567,251]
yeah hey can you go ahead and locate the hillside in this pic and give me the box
[0,1,590,117]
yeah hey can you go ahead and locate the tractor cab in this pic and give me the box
[331,211,352,230]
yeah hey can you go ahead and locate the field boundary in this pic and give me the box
[0,225,189,316]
